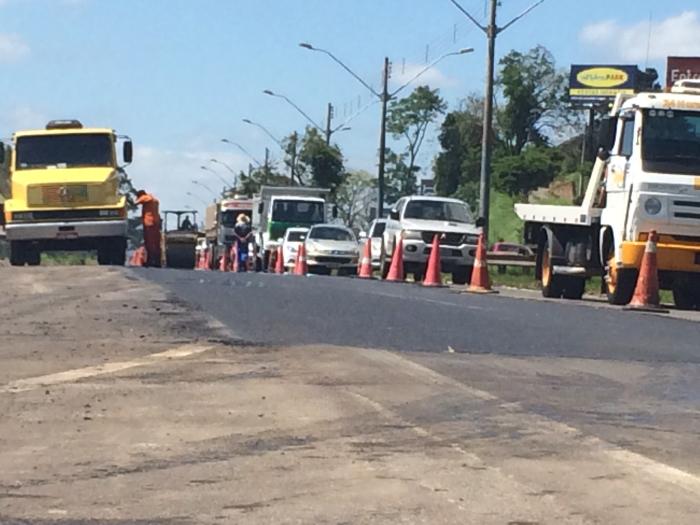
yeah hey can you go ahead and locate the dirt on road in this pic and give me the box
[0,267,699,524]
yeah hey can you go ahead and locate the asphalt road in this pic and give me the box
[142,268,700,364]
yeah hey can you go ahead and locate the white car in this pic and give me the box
[305,224,360,276]
[281,227,308,270]
[382,196,481,284]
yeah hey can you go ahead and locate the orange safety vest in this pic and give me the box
[136,193,160,228]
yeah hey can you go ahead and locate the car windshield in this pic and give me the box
[403,200,473,223]
[16,133,114,169]
[309,227,354,241]
[642,109,700,175]
[370,222,386,237]
[272,200,324,223]
[286,231,307,242]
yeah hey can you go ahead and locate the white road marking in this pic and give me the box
[357,347,700,497]
[0,344,214,394]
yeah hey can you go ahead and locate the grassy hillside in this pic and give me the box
[488,192,522,243]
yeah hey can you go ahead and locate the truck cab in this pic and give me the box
[516,80,700,308]
[1,120,132,266]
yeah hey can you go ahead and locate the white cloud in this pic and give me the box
[128,146,250,217]
[0,33,29,63]
[389,63,457,91]
[580,11,700,62]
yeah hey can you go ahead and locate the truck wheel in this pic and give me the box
[452,266,472,285]
[540,249,563,298]
[26,247,41,266]
[562,277,585,300]
[605,254,637,305]
[9,241,26,266]
[672,281,700,310]
[111,238,127,266]
[97,244,111,266]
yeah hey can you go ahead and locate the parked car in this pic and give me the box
[382,196,481,284]
[365,218,387,269]
[281,227,308,270]
[304,224,359,276]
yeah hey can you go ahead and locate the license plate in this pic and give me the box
[56,231,79,239]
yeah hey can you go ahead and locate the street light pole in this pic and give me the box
[300,43,472,220]
[221,138,263,168]
[325,103,333,145]
[449,0,544,241]
[377,57,390,218]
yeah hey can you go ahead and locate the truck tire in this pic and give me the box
[111,238,127,266]
[540,247,564,298]
[604,247,637,305]
[452,266,472,285]
[672,281,700,310]
[9,241,25,266]
[562,277,585,300]
[26,247,41,266]
[97,244,111,266]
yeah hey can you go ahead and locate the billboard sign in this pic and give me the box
[569,65,637,105]
[666,57,700,87]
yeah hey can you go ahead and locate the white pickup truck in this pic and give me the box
[382,196,481,283]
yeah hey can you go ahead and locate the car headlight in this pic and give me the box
[12,212,34,221]
[644,197,662,216]
[403,230,423,240]
[464,234,479,245]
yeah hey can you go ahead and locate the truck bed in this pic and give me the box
[514,204,602,226]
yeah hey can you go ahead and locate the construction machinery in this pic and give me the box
[163,210,198,269]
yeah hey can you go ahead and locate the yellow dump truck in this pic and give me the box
[0,120,133,266]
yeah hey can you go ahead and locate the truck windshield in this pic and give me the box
[642,109,700,175]
[272,200,324,223]
[16,133,114,170]
[309,227,354,241]
[403,200,473,223]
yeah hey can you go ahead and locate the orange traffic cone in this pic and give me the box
[219,248,229,272]
[423,234,445,287]
[205,248,212,270]
[293,243,308,276]
[231,244,239,273]
[466,233,497,294]
[385,234,405,282]
[275,245,285,274]
[358,238,373,279]
[625,231,668,313]
[269,248,278,274]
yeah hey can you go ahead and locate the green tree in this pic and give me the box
[497,45,570,155]
[282,131,303,185]
[492,147,562,196]
[384,149,417,203]
[433,95,485,201]
[387,85,446,194]
[335,169,375,230]
[298,127,344,193]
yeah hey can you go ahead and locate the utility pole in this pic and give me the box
[325,103,334,145]
[290,131,298,185]
[264,147,270,183]
[377,57,390,219]
[449,0,544,241]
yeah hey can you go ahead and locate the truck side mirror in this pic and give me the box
[389,209,399,220]
[123,140,133,164]
[597,147,611,162]
[597,117,617,153]
[475,217,485,228]
[0,142,5,164]
[258,202,264,214]
[332,205,338,219]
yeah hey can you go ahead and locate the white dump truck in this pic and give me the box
[204,196,254,269]
[515,80,700,309]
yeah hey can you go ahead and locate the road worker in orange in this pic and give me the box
[135,190,162,267]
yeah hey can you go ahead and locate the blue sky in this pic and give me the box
[1,0,700,214]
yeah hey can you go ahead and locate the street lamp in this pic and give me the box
[191,179,216,197]
[242,118,283,149]
[242,118,298,184]
[210,158,236,176]
[200,165,234,190]
[300,43,473,217]
[221,138,263,167]
[263,89,351,145]
[186,191,209,206]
